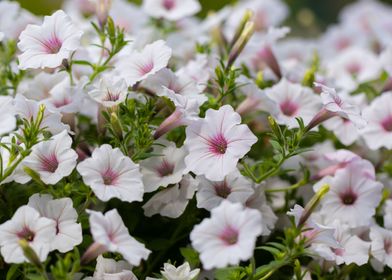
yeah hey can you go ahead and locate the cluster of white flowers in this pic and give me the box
[2,0,392,278]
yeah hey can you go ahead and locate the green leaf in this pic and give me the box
[180,247,200,268]
[215,266,244,280]
[6,264,20,280]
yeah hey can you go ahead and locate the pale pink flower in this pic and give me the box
[0,205,56,263]
[190,201,263,269]
[184,105,257,181]
[176,54,210,92]
[142,0,201,21]
[314,161,383,227]
[77,144,144,203]
[140,140,187,193]
[195,172,254,211]
[86,209,151,266]
[265,78,321,128]
[117,40,172,86]
[143,175,197,218]
[361,92,392,150]
[17,130,78,185]
[370,226,392,268]
[17,10,83,70]
[28,194,82,253]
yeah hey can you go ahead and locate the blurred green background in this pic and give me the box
[15,0,392,35]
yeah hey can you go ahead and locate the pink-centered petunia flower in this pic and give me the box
[195,171,254,211]
[190,201,263,269]
[17,10,83,70]
[265,78,321,128]
[361,92,392,150]
[0,205,56,263]
[89,76,128,107]
[184,105,257,181]
[370,226,392,269]
[140,140,187,193]
[142,0,201,21]
[77,144,144,203]
[117,40,172,86]
[84,209,151,266]
[314,161,383,227]
[17,130,78,185]
[27,194,82,253]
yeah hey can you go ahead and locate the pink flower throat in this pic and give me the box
[208,133,228,155]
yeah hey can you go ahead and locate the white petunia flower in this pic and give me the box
[143,175,197,218]
[195,172,254,211]
[184,105,257,181]
[17,130,78,185]
[265,78,321,128]
[140,140,187,193]
[370,226,392,268]
[28,194,82,253]
[314,161,383,227]
[77,144,144,203]
[361,92,392,150]
[89,76,128,107]
[0,205,56,263]
[84,255,137,280]
[117,40,172,86]
[161,262,200,280]
[86,209,151,266]
[17,10,83,70]
[190,201,263,269]
[142,0,201,21]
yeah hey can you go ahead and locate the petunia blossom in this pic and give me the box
[142,0,201,21]
[17,10,83,70]
[184,105,257,181]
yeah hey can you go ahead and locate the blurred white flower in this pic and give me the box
[89,76,128,107]
[161,262,200,280]
[84,255,137,280]
[142,0,201,21]
[370,226,392,269]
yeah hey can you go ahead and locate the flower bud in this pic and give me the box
[110,112,123,140]
[229,9,253,50]
[19,239,43,268]
[81,242,107,265]
[298,184,329,227]
[96,0,112,28]
[227,21,255,70]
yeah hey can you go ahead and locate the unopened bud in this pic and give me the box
[96,0,112,28]
[19,239,43,268]
[81,242,107,265]
[227,21,255,70]
[298,184,329,227]
[23,166,45,187]
[110,112,123,140]
[229,9,253,50]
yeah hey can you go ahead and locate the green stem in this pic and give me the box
[265,178,307,193]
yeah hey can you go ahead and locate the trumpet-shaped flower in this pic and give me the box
[17,130,78,185]
[184,105,257,181]
[77,144,144,203]
[117,40,172,86]
[190,201,263,269]
[17,10,83,69]
[0,205,56,263]
[86,209,151,266]
[28,194,82,253]
[89,76,128,107]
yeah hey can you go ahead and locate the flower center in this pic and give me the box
[340,189,357,205]
[101,168,119,185]
[43,36,62,54]
[162,0,175,10]
[17,227,35,242]
[156,159,175,177]
[214,181,231,198]
[381,115,392,132]
[220,226,239,245]
[139,61,154,76]
[346,62,361,76]
[39,153,59,173]
[103,90,120,102]
[280,100,298,116]
[384,239,392,255]
[208,133,228,155]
